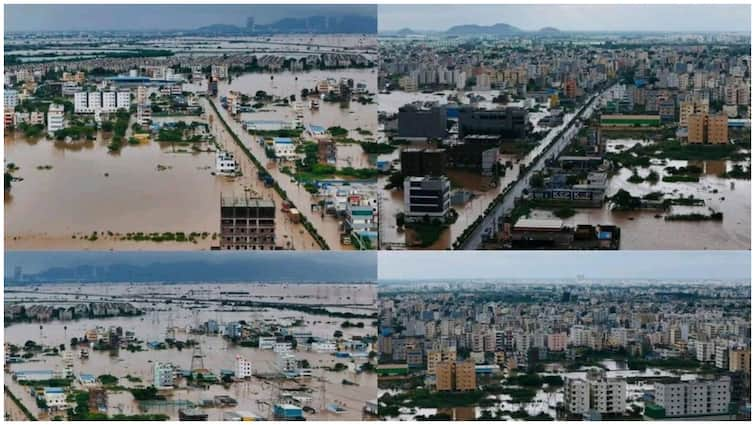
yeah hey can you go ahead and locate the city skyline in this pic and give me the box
[4,4,377,32]
[378,251,751,280]
[378,4,751,33]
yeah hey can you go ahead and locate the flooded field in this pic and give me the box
[5,283,377,421]
[530,138,751,249]
[5,117,317,250]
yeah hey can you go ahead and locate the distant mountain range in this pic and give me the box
[383,23,562,36]
[193,14,377,35]
[5,252,376,284]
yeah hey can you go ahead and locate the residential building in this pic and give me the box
[235,355,253,379]
[435,360,476,392]
[153,362,175,388]
[564,369,626,416]
[654,376,731,418]
[47,103,65,136]
[688,113,728,144]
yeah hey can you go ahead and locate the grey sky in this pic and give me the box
[378,251,750,280]
[4,4,376,32]
[378,4,751,32]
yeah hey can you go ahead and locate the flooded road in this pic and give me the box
[204,96,356,250]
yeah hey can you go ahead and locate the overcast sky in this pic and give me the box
[378,251,750,281]
[4,4,376,32]
[379,4,751,32]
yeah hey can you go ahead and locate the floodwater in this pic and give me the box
[4,129,224,249]
[530,138,751,249]
[5,283,377,421]
[222,68,378,141]
[5,117,317,250]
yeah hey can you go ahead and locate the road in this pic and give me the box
[459,87,610,250]
[202,96,348,250]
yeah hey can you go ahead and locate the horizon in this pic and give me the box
[4,4,377,33]
[378,251,751,281]
[378,4,751,33]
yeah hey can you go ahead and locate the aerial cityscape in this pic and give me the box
[376,4,750,250]
[4,252,378,421]
[377,251,751,420]
[2,2,752,423]
[4,5,380,251]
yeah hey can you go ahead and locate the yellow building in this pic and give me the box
[687,113,728,144]
[729,348,751,373]
[427,349,455,375]
[454,361,477,391]
[679,99,709,127]
[434,361,477,392]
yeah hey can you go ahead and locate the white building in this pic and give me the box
[654,377,731,418]
[273,137,297,160]
[216,150,239,176]
[564,369,626,416]
[4,89,19,109]
[259,337,277,350]
[74,91,130,113]
[153,362,175,388]
[47,103,65,136]
[235,355,253,379]
[273,342,293,353]
[311,341,337,353]
[43,387,69,411]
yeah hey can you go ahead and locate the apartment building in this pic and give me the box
[687,113,728,144]
[46,103,65,136]
[435,360,476,392]
[235,355,253,379]
[564,369,626,416]
[74,91,130,113]
[654,376,731,418]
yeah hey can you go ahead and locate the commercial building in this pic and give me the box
[46,103,65,136]
[400,148,447,177]
[688,113,729,144]
[219,196,276,250]
[397,103,447,139]
[652,376,731,418]
[458,106,528,139]
[564,369,626,416]
[403,176,451,221]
